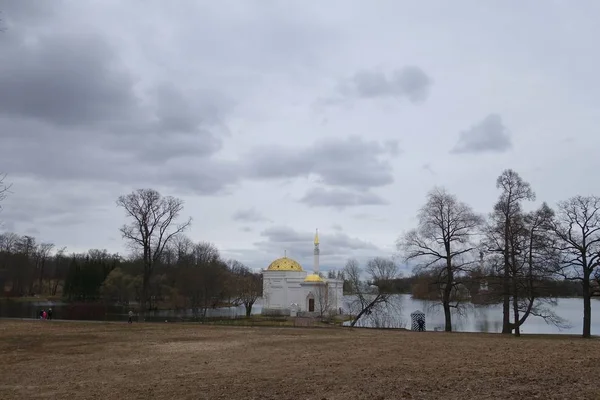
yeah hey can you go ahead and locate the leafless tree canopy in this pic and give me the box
[552,195,600,337]
[227,259,262,317]
[344,257,399,327]
[399,187,483,331]
[484,170,566,335]
[495,169,536,214]
[313,282,331,317]
[116,188,191,318]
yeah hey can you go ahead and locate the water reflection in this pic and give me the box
[345,294,600,335]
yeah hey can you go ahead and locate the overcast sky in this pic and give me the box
[1,1,599,273]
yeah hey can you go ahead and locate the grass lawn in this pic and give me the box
[0,320,598,399]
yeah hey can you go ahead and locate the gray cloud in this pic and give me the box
[0,32,137,128]
[245,136,400,189]
[0,220,15,232]
[229,225,382,271]
[258,226,378,255]
[232,208,270,223]
[1,178,115,236]
[0,1,59,28]
[0,17,238,196]
[151,83,234,133]
[353,213,386,222]
[0,122,241,196]
[221,224,384,272]
[451,114,512,154]
[300,187,388,208]
[422,163,436,175]
[337,66,432,103]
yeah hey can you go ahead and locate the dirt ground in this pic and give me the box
[0,321,598,400]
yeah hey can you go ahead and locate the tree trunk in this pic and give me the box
[512,293,520,337]
[350,295,382,327]
[502,268,511,333]
[38,263,44,295]
[51,279,59,296]
[502,224,512,334]
[582,277,591,338]
[140,270,149,321]
[443,262,453,332]
[442,300,452,332]
[245,301,253,317]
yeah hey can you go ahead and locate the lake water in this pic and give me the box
[2,294,599,335]
[342,294,600,335]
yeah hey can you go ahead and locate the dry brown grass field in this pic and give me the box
[0,320,599,400]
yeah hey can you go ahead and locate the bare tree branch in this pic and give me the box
[0,172,13,224]
[344,257,399,327]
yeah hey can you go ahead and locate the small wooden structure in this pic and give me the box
[411,310,426,331]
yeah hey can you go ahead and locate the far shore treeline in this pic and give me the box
[0,169,599,337]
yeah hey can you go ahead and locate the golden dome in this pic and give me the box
[304,273,324,283]
[266,257,304,272]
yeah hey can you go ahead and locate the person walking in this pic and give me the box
[128,310,134,324]
[47,308,53,320]
[42,310,47,320]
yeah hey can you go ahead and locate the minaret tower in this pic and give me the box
[313,229,320,275]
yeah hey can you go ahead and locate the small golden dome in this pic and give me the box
[266,257,304,272]
[304,273,324,283]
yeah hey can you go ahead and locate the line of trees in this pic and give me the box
[1,177,598,336]
[0,232,262,319]
[396,169,600,337]
[0,189,262,320]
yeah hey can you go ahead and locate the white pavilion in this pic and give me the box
[261,230,344,316]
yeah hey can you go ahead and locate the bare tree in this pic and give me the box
[35,243,54,294]
[314,282,331,317]
[49,246,68,295]
[228,260,262,317]
[552,195,600,338]
[101,267,135,305]
[117,189,191,319]
[0,232,19,252]
[173,241,227,319]
[344,257,399,327]
[484,172,564,335]
[398,187,482,331]
[169,235,195,266]
[193,241,221,266]
[486,169,535,334]
[508,203,564,336]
